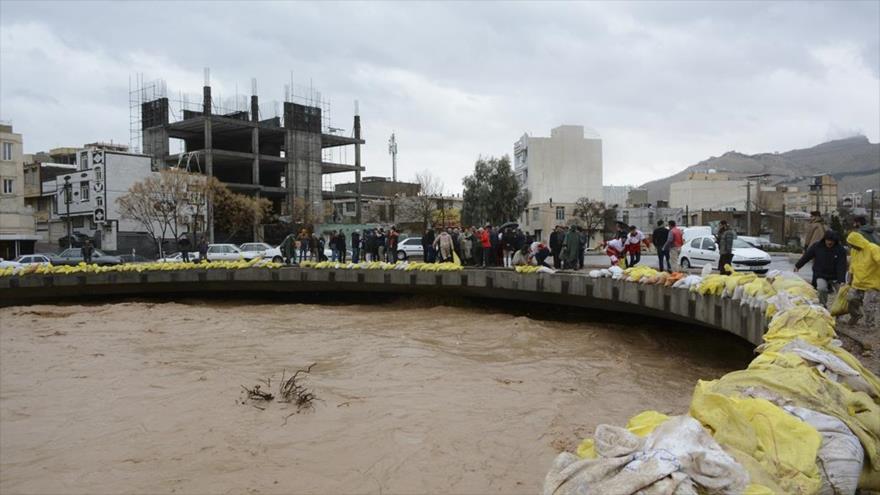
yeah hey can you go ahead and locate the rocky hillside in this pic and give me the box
[640,136,880,204]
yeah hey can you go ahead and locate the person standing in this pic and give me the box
[351,230,361,263]
[549,225,563,269]
[198,237,209,263]
[844,230,880,326]
[852,215,879,245]
[178,236,191,262]
[663,220,685,271]
[460,228,473,265]
[562,225,580,270]
[434,229,454,262]
[422,228,435,263]
[338,231,347,263]
[376,229,386,262]
[803,211,825,253]
[82,239,94,264]
[652,220,670,272]
[297,230,310,262]
[577,228,587,269]
[480,224,492,267]
[387,228,399,262]
[794,230,847,305]
[716,220,736,274]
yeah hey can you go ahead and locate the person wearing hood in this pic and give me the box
[562,225,580,270]
[845,230,880,326]
[803,211,825,253]
[794,230,848,305]
[433,229,454,262]
[853,215,879,245]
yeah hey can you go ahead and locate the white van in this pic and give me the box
[682,226,713,243]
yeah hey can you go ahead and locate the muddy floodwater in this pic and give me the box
[0,298,752,494]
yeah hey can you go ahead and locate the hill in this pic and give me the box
[640,136,880,204]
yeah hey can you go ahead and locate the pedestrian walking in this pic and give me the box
[716,220,736,274]
[794,230,847,305]
[663,220,685,271]
[198,237,209,262]
[844,230,880,326]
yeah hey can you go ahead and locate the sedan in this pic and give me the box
[679,236,771,273]
[206,244,251,261]
[13,254,53,266]
[51,248,124,266]
[395,237,423,261]
[239,242,284,263]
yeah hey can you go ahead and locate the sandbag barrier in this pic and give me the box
[0,257,284,277]
[545,268,880,495]
[298,260,464,272]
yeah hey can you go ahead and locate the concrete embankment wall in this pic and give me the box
[0,268,767,345]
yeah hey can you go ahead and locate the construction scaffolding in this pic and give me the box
[131,69,365,243]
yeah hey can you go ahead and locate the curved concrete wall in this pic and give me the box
[0,268,768,345]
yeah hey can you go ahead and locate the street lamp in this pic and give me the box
[868,189,876,225]
[63,176,72,249]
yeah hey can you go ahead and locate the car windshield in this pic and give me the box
[732,239,753,249]
[60,249,81,257]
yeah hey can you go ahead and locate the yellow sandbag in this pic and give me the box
[725,272,756,295]
[700,366,880,474]
[698,274,728,296]
[763,304,837,347]
[831,284,851,317]
[743,484,775,495]
[743,277,776,299]
[772,274,819,301]
[575,410,670,459]
[689,382,823,495]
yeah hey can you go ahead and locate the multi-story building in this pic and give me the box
[669,172,749,211]
[0,124,37,259]
[626,188,649,207]
[45,147,172,254]
[782,175,838,215]
[602,185,632,208]
[24,148,84,249]
[138,77,364,242]
[514,125,603,241]
[616,206,684,235]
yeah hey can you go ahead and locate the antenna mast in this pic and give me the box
[388,133,398,182]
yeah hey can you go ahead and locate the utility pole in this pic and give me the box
[64,176,72,248]
[868,189,876,225]
[746,179,751,236]
[388,133,398,182]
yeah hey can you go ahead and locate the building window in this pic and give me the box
[532,207,539,222]
[555,206,565,220]
[2,178,13,194]
[72,216,84,228]
[524,210,530,226]
[80,181,89,201]
[94,167,102,182]
[1,142,12,161]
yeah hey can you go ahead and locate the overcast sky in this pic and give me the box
[2,1,878,193]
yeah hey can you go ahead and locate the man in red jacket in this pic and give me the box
[480,224,492,267]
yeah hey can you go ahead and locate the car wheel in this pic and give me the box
[680,258,691,269]
[272,256,283,263]
[396,250,407,261]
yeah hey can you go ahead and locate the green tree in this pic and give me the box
[571,197,608,248]
[461,155,529,226]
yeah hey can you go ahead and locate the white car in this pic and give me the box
[13,254,52,266]
[395,236,423,261]
[206,243,251,261]
[0,258,22,269]
[157,252,196,263]
[239,242,283,263]
[679,236,772,273]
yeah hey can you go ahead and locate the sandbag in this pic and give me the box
[785,406,864,495]
[830,284,850,317]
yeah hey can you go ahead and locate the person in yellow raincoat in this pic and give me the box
[846,230,880,325]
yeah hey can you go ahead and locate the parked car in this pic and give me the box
[158,252,185,263]
[14,254,52,266]
[118,254,152,263]
[682,226,713,243]
[679,236,771,273]
[205,243,252,261]
[0,258,22,269]
[57,232,93,248]
[395,236,424,261]
[51,248,124,266]
[239,242,283,263]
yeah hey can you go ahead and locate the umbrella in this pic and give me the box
[499,221,519,230]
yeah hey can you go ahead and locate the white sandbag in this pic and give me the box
[537,266,556,274]
[589,270,602,278]
[780,339,875,398]
[701,263,714,277]
[784,406,864,495]
[609,266,624,279]
[672,275,702,289]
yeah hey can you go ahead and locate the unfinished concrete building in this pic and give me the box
[136,74,364,242]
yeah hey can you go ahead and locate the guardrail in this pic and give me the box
[0,267,767,345]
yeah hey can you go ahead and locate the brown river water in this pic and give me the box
[0,297,752,494]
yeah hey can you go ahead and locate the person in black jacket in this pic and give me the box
[351,230,361,263]
[652,220,670,272]
[549,226,563,269]
[794,230,848,305]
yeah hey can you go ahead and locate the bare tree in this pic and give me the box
[571,197,608,248]
[211,182,272,242]
[117,169,208,257]
[398,170,443,231]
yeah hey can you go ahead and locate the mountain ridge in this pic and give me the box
[639,136,880,203]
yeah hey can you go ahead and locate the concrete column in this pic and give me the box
[204,85,214,242]
[285,130,296,220]
[354,112,362,224]
[252,122,261,240]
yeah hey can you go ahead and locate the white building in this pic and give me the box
[515,125,603,241]
[603,185,632,208]
[669,172,748,212]
[47,148,162,254]
[0,124,37,259]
